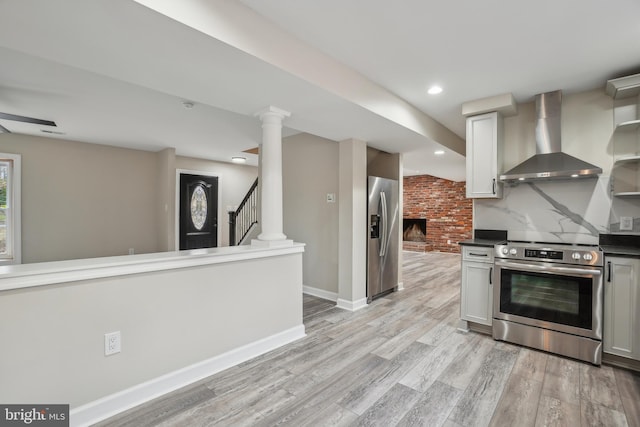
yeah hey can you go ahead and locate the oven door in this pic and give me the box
[494,259,603,340]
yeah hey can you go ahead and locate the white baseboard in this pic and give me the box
[70,324,306,427]
[303,285,338,302]
[336,297,368,312]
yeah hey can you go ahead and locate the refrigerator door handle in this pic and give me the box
[380,191,387,257]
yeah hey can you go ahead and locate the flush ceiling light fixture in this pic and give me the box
[427,85,443,95]
[231,156,246,163]
[434,150,445,155]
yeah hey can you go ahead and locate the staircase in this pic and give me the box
[228,178,258,245]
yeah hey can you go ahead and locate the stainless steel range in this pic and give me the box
[493,241,604,364]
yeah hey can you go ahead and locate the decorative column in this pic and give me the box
[252,106,293,247]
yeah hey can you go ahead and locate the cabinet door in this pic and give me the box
[461,261,493,326]
[604,256,640,360]
[466,112,502,198]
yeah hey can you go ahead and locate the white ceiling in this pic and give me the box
[1,0,639,181]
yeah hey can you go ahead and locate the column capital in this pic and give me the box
[254,105,291,121]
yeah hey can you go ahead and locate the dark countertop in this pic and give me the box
[599,234,640,258]
[600,245,640,258]
[459,229,508,247]
[459,239,506,248]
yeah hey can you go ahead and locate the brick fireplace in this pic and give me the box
[403,174,472,253]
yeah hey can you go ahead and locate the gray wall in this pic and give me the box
[283,133,339,295]
[0,133,258,262]
[0,133,160,262]
[0,252,303,408]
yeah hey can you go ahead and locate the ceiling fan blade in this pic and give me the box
[0,112,56,127]
[0,123,11,134]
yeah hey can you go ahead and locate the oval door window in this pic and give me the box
[190,185,207,230]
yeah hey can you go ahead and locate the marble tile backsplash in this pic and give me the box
[473,176,625,245]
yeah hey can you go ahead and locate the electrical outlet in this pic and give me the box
[104,331,121,356]
[620,217,633,231]
[128,248,135,255]
[326,193,336,203]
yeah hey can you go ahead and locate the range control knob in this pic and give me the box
[572,252,581,260]
[583,253,593,261]
[502,247,509,255]
[509,248,517,255]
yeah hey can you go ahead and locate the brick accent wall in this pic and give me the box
[403,175,472,253]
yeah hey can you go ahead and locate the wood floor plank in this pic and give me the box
[488,373,542,427]
[437,333,493,391]
[399,330,474,392]
[397,380,462,427]
[541,355,581,406]
[285,324,378,376]
[93,383,216,427]
[339,341,434,415]
[614,368,640,427]
[580,400,628,427]
[579,363,625,412]
[198,367,294,424]
[297,403,358,427]
[448,348,517,427]
[416,320,457,347]
[511,347,548,383]
[371,318,437,359]
[534,395,580,427]
[299,333,388,384]
[353,383,422,427]
[262,353,389,426]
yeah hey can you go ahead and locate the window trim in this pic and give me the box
[0,153,21,265]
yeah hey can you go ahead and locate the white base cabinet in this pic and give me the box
[460,246,494,326]
[604,256,640,361]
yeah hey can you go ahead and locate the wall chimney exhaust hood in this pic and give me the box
[499,90,602,183]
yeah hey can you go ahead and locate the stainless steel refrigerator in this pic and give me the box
[367,176,399,302]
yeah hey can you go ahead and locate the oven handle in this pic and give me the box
[494,260,602,277]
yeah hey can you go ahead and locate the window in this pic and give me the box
[0,153,21,264]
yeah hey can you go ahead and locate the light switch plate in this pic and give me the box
[620,216,633,231]
[326,193,336,203]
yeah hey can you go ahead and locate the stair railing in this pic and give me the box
[228,178,258,245]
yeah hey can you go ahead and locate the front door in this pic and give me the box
[179,173,218,250]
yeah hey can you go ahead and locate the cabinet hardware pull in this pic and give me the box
[489,267,493,285]
[469,252,488,257]
[492,178,496,194]
[607,261,611,282]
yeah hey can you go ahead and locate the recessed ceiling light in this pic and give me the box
[182,101,194,109]
[518,177,525,181]
[571,174,579,178]
[434,150,445,155]
[231,156,246,163]
[427,85,443,95]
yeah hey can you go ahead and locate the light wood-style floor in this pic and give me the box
[97,251,640,427]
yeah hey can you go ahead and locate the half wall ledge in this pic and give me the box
[0,243,306,292]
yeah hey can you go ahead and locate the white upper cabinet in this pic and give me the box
[466,112,503,198]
